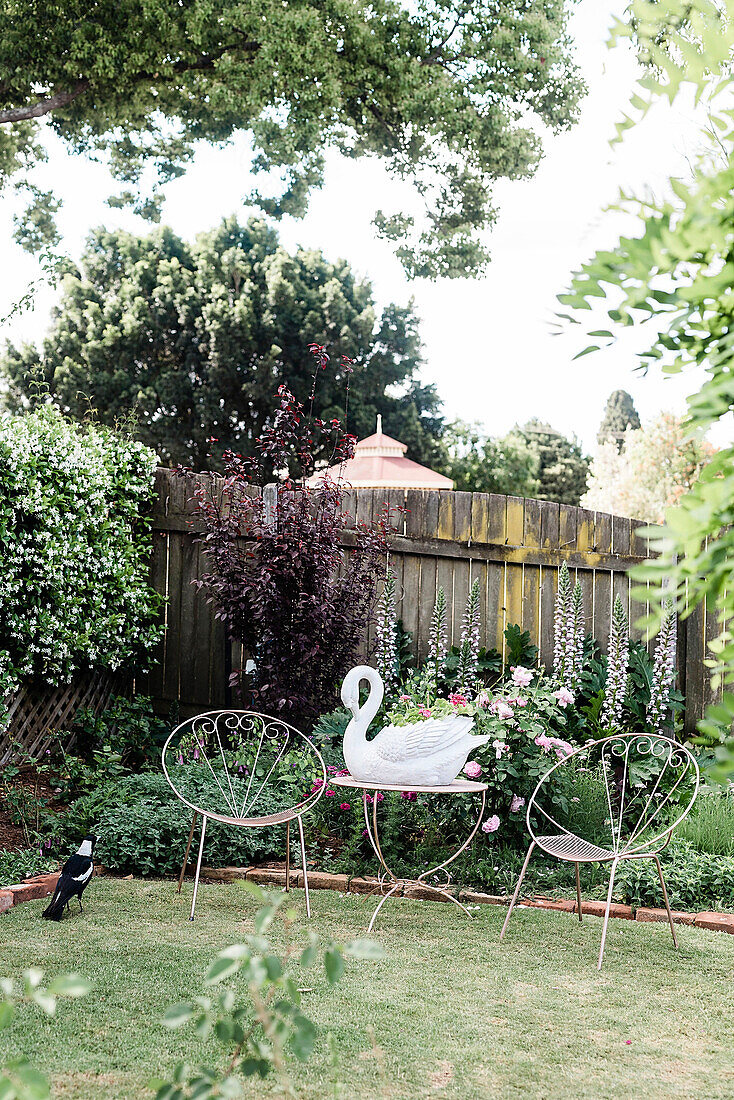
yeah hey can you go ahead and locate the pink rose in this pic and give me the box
[491,700,514,721]
[535,733,553,751]
[449,692,468,707]
[554,687,574,708]
[482,815,501,834]
[507,696,527,708]
[464,761,482,778]
[510,794,525,813]
[511,665,534,688]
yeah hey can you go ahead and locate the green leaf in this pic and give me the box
[323,948,345,985]
[289,1014,317,1061]
[162,1003,196,1028]
[205,956,242,986]
[47,974,91,998]
[343,939,385,961]
[300,943,318,968]
[31,991,56,1016]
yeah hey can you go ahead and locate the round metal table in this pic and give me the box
[331,776,488,931]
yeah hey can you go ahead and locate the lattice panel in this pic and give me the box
[0,670,118,764]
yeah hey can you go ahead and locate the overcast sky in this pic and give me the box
[0,1,723,452]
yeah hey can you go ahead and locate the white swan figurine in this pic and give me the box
[340,665,491,786]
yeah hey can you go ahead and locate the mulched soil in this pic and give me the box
[0,763,64,852]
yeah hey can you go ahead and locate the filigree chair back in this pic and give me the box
[162,710,326,920]
[527,733,699,859]
[162,710,327,827]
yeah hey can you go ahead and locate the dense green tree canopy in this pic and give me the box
[0,216,444,470]
[0,0,584,278]
[597,389,641,450]
[515,419,589,505]
[441,420,540,497]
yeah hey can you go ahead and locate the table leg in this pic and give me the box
[417,788,486,889]
[362,787,486,931]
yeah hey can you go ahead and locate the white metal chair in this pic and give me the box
[162,710,326,920]
[500,733,700,968]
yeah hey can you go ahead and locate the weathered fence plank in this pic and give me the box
[142,470,713,729]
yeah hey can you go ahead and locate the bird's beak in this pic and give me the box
[341,678,359,714]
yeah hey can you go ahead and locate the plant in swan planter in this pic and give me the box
[340,666,490,786]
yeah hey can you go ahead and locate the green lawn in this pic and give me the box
[2,878,734,1099]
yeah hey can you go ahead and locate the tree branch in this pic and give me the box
[0,81,89,124]
[0,38,259,126]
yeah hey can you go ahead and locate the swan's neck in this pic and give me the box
[344,672,383,756]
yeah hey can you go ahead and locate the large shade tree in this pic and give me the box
[0,0,584,278]
[582,412,713,524]
[0,217,444,470]
[441,420,540,497]
[515,419,589,505]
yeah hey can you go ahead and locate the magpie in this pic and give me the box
[42,835,95,921]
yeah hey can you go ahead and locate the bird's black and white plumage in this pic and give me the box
[42,835,95,921]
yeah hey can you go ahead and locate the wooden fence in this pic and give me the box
[139,469,717,733]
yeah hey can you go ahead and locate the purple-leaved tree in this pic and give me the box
[185,344,395,725]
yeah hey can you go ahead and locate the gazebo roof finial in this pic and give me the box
[376,413,383,435]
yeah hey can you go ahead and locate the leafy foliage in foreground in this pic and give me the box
[559,0,734,774]
[1,968,89,1100]
[152,884,383,1098]
[1,1,584,278]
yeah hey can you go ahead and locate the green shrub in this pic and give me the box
[71,695,171,772]
[0,846,57,888]
[63,772,302,876]
[617,841,734,911]
[678,789,734,856]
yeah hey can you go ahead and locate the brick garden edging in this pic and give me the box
[0,872,59,913]
[3,866,734,935]
[201,865,734,934]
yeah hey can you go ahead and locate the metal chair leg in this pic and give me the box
[189,815,207,921]
[178,812,199,894]
[597,858,619,970]
[500,841,536,941]
[285,820,291,893]
[298,816,311,919]
[653,856,678,949]
[575,862,582,922]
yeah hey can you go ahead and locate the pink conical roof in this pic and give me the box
[306,414,453,490]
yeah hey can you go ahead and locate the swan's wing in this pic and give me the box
[374,717,475,762]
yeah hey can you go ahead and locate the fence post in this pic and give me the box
[263,482,277,528]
